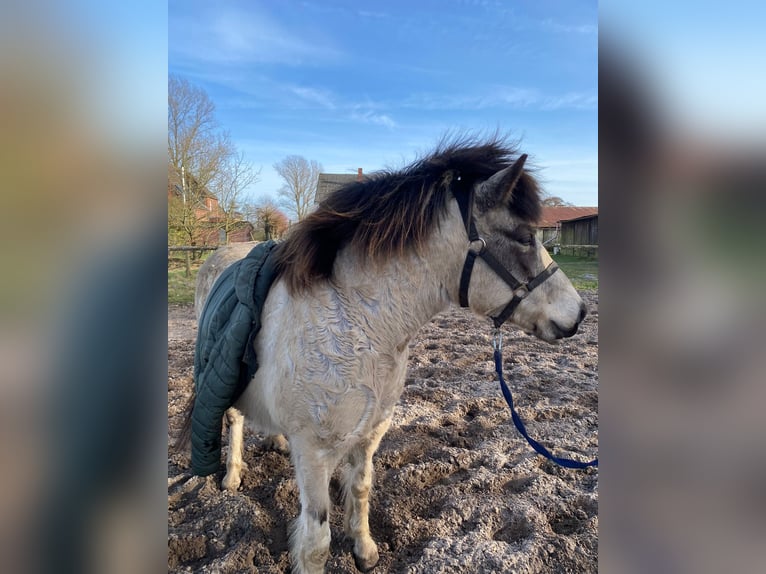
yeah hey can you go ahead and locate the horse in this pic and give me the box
[194,241,259,321]
[184,136,586,573]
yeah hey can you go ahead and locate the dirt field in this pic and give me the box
[168,291,598,573]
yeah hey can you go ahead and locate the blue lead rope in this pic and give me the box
[493,331,598,469]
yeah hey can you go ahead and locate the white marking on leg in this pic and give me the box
[222,408,244,491]
[289,443,337,574]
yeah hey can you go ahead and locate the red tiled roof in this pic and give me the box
[538,206,598,228]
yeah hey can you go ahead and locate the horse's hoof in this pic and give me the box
[264,434,290,454]
[221,473,241,492]
[353,548,379,572]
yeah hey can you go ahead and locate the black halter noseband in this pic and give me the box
[454,178,559,329]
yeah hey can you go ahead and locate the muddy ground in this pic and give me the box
[168,292,598,573]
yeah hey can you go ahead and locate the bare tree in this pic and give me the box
[244,198,290,240]
[210,151,261,243]
[168,75,233,190]
[273,155,323,221]
[542,195,574,207]
[168,75,234,250]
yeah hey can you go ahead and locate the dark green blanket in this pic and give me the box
[191,241,279,476]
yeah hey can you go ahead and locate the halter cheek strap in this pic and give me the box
[453,180,559,328]
[458,248,479,308]
[456,178,482,307]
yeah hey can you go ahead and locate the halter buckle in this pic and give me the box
[468,237,486,255]
[514,285,529,299]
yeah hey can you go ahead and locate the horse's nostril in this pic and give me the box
[551,320,579,339]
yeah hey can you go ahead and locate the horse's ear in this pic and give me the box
[480,154,528,206]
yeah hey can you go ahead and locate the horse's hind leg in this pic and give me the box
[343,416,392,572]
[264,433,290,454]
[222,408,245,491]
[289,441,336,574]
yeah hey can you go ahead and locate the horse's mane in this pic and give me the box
[273,134,541,293]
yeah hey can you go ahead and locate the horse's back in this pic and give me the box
[195,242,260,321]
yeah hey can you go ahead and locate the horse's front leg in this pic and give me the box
[289,441,336,574]
[343,416,392,572]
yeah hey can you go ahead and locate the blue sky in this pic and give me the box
[169,0,598,207]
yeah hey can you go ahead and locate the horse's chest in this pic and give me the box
[295,324,406,417]
[281,288,411,435]
[298,329,406,393]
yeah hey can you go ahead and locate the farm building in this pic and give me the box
[559,212,598,258]
[561,213,598,246]
[315,168,365,204]
[536,206,598,246]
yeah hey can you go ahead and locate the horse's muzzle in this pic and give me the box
[550,304,587,339]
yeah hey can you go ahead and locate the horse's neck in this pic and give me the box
[331,206,466,347]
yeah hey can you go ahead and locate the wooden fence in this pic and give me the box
[556,245,598,258]
[168,245,220,253]
[168,245,221,276]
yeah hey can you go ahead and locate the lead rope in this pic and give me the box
[492,330,598,469]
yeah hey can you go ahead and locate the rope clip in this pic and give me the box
[492,328,504,352]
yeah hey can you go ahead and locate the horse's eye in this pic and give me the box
[518,234,534,247]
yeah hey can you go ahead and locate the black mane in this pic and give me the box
[274,134,541,293]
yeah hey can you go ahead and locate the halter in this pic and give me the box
[454,178,559,328]
[454,177,598,470]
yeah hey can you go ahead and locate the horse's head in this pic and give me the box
[461,156,587,342]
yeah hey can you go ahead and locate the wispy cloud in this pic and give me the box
[541,18,598,35]
[232,80,396,128]
[171,6,341,66]
[494,87,541,108]
[357,10,389,19]
[540,92,598,110]
[404,88,597,112]
[290,86,337,109]
[350,109,397,129]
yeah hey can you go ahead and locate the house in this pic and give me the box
[168,164,255,245]
[315,168,365,204]
[167,164,222,221]
[536,206,598,246]
[196,220,256,246]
